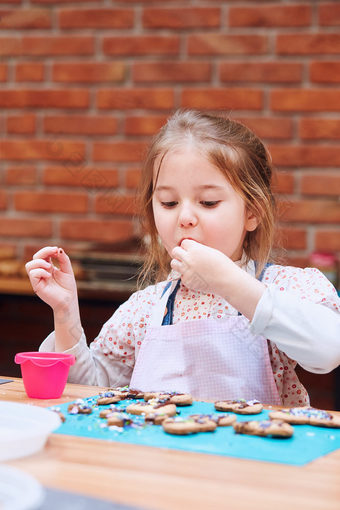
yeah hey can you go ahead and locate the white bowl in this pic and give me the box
[0,401,61,461]
[0,465,44,510]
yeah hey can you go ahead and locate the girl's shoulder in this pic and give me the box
[262,263,339,308]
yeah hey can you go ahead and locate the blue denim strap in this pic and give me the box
[161,279,181,326]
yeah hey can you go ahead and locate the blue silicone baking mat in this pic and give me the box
[50,397,340,466]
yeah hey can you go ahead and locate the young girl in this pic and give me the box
[26,110,340,406]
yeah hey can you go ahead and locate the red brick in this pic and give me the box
[269,144,340,167]
[43,166,119,189]
[0,89,89,108]
[275,227,307,250]
[7,114,36,134]
[299,118,340,140]
[5,166,37,185]
[143,7,220,29]
[278,199,340,224]
[220,62,302,83]
[0,218,52,238]
[0,191,7,210]
[59,9,134,29]
[103,35,180,56]
[14,191,88,213]
[315,230,340,251]
[95,194,137,216]
[32,0,102,2]
[0,64,7,82]
[44,116,118,136]
[97,89,174,110]
[236,116,293,140]
[272,171,295,194]
[133,62,212,83]
[310,62,340,83]
[276,34,340,55]
[181,88,263,110]
[0,140,85,161]
[52,62,125,83]
[0,38,22,56]
[188,34,267,55]
[319,2,340,26]
[60,219,134,243]
[125,115,167,136]
[301,175,340,197]
[229,5,311,27]
[17,36,94,56]
[271,89,340,112]
[125,168,141,189]
[15,62,44,82]
[93,142,147,163]
[0,9,51,28]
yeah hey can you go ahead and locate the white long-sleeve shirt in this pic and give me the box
[40,262,340,406]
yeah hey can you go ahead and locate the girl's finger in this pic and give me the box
[28,268,52,285]
[33,246,59,261]
[171,246,186,260]
[25,259,52,273]
[170,259,183,272]
[55,248,74,274]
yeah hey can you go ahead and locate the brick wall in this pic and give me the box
[1,0,340,269]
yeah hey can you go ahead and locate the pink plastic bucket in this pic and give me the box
[15,352,75,399]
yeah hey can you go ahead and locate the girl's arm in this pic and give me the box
[26,246,82,351]
[251,267,340,374]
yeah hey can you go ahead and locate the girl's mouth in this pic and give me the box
[178,237,196,246]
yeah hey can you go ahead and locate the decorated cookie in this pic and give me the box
[233,419,293,438]
[99,405,120,418]
[126,399,177,420]
[144,412,172,425]
[269,407,340,428]
[162,415,217,435]
[215,399,263,414]
[107,412,134,428]
[144,391,193,406]
[67,399,92,415]
[96,391,122,405]
[106,387,145,399]
[207,414,236,427]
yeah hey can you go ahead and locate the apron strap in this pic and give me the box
[161,279,181,325]
[162,262,273,325]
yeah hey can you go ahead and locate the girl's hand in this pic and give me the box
[170,239,233,296]
[25,246,78,313]
[171,239,265,319]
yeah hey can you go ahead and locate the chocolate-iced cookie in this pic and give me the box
[67,400,92,415]
[144,391,193,406]
[126,399,177,420]
[96,391,122,405]
[215,399,263,414]
[269,407,340,428]
[233,419,293,438]
[107,412,134,427]
[162,415,217,435]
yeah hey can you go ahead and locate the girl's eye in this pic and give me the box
[161,201,177,208]
[200,201,220,207]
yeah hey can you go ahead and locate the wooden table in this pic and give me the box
[1,378,340,510]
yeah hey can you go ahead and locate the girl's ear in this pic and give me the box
[245,209,259,232]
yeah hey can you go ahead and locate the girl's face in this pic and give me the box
[152,147,258,262]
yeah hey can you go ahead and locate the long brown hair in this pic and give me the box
[137,110,276,287]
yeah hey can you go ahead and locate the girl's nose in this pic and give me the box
[178,203,198,227]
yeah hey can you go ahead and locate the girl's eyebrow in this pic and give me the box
[155,185,225,191]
